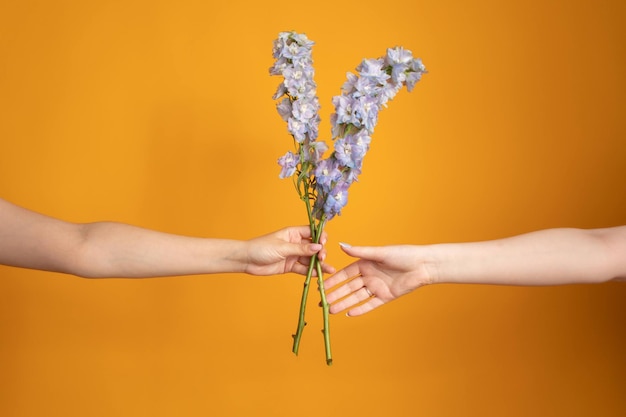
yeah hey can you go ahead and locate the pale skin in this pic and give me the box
[0,198,334,278]
[324,226,626,316]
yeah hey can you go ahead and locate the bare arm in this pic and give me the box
[0,198,333,278]
[325,227,626,316]
[434,227,626,286]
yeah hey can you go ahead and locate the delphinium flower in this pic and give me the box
[270,31,333,364]
[271,32,321,145]
[271,32,427,365]
[312,47,426,223]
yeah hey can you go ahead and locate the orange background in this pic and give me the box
[1,1,625,416]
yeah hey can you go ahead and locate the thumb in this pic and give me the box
[339,243,385,262]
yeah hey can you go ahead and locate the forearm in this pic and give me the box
[72,222,248,278]
[431,227,626,286]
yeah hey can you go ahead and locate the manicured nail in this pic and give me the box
[339,242,352,249]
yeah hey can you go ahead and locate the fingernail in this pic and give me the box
[339,242,351,248]
[345,312,351,317]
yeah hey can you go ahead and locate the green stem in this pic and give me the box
[291,222,333,365]
[291,254,316,355]
[290,163,333,364]
[315,230,332,366]
[292,178,317,356]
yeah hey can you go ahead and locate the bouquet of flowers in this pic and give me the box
[270,31,426,365]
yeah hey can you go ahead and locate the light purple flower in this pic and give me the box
[284,65,316,98]
[353,95,380,133]
[275,32,314,61]
[343,166,361,184]
[276,97,292,121]
[314,158,342,193]
[331,94,378,134]
[378,82,402,107]
[303,140,328,163]
[292,98,319,123]
[272,82,287,100]
[333,138,356,168]
[332,95,359,126]
[278,151,299,179]
[406,58,427,92]
[286,98,320,142]
[386,47,414,65]
[386,47,413,84]
[271,31,320,147]
[357,58,390,85]
[288,117,308,143]
[354,76,383,98]
[334,132,369,169]
[322,180,350,219]
[329,113,344,138]
[341,72,359,95]
[269,57,289,76]
[306,114,321,140]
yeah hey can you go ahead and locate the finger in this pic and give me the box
[318,230,329,245]
[302,235,328,256]
[297,253,313,266]
[291,261,323,276]
[290,263,310,276]
[340,244,386,263]
[283,242,322,260]
[323,262,361,290]
[295,251,330,266]
[316,247,327,262]
[320,261,336,274]
[305,243,323,254]
[346,296,386,317]
[293,225,313,240]
[295,256,336,275]
[325,275,364,304]
[328,284,371,314]
[289,258,334,276]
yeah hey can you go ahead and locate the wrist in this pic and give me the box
[206,238,249,274]
[232,240,251,274]
[420,244,445,286]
